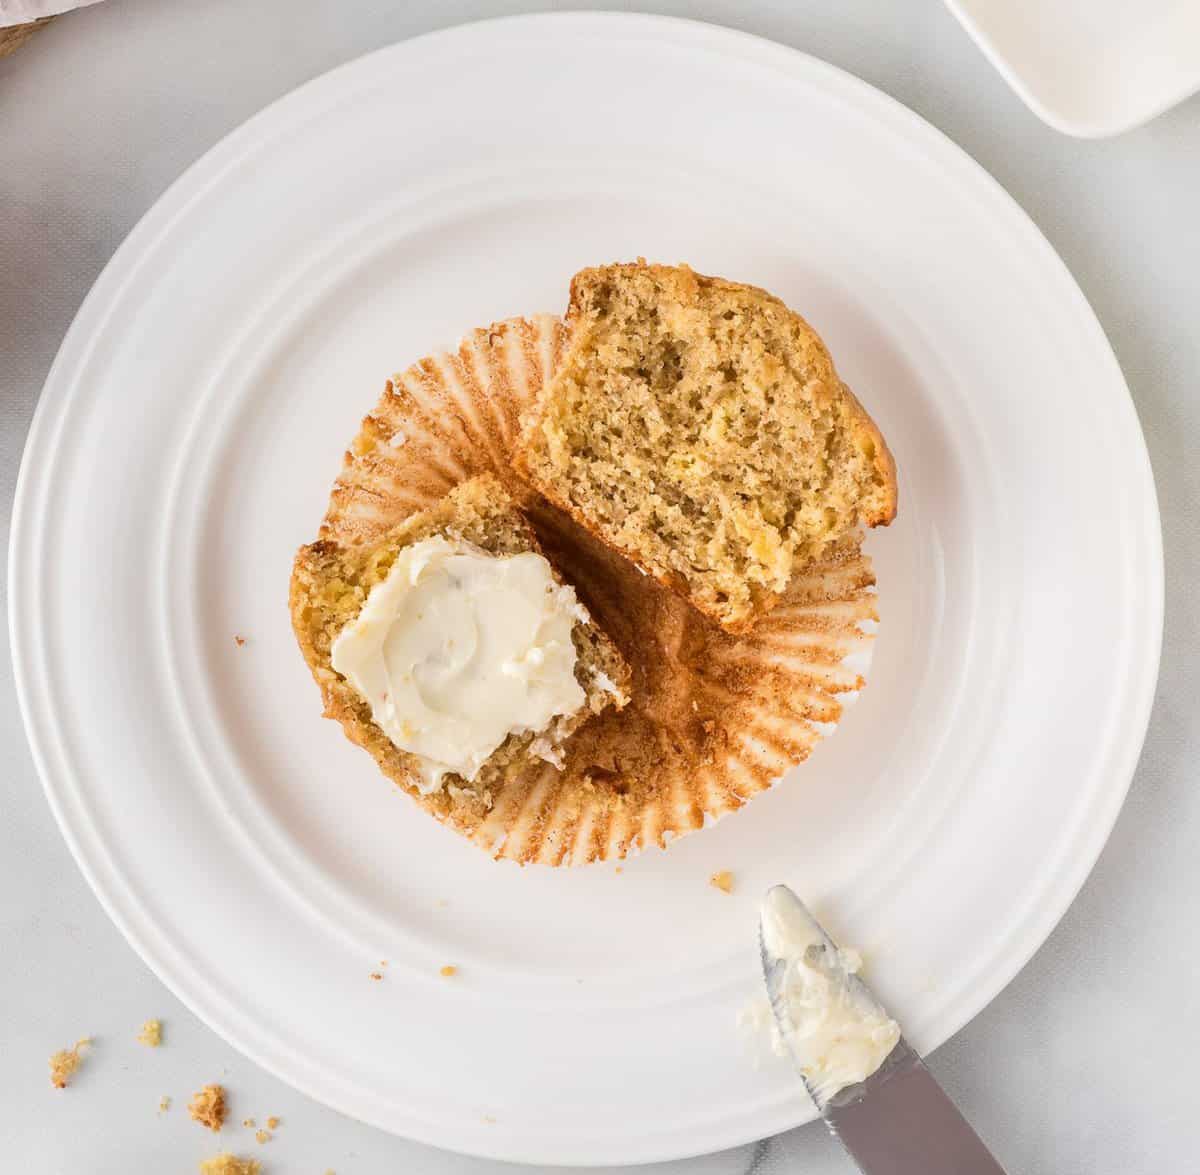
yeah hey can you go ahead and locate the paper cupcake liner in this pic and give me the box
[318,315,879,865]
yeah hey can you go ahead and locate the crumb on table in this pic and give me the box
[138,1019,163,1047]
[189,1083,227,1131]
[198,1155,260,1175]
[233,635,246,647]
[709,870,734,894]
[369,971,383,981]
[241,1118,254,1129]
[254,1129,271,1144]
[159,1095,171,1113]
[49,1038,90,1088]
[265,1116,279,1129]
[440,965,458,978]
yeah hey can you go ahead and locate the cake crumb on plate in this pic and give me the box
[138,1019,163,1047]
[49,1038,90,1088]
[709,870,734,893]
[189,1083,227,1131]
[440,965,458,978]
[198,1154,260,1175]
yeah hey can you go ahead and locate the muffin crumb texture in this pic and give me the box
[198,1156,260,1175]
[520,263,896,630]
[49,1038,90,1088]
[137,1018,162,1047]
[189,1083,227,1132]
[710,870,735,893]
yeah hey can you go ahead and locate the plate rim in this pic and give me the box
[8,11,1165,1165]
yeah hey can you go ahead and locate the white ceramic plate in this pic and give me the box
[9,14,1162,1166]
[945,0,1200,137]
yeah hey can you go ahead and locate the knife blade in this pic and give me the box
[760,885,1008,1175]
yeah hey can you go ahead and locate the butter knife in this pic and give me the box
[760,885,1008,1175]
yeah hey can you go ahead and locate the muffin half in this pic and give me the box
[291,475,630,804]
[517,262,897,633]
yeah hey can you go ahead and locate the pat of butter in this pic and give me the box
[331,536,587,793]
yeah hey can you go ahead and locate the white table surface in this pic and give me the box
[2,2,1198,1172]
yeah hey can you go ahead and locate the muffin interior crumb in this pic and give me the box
[523,264,894,628]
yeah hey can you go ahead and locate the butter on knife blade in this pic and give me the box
[759,885,1009,1175]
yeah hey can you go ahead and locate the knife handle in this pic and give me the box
[826,1047,1008,1175]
